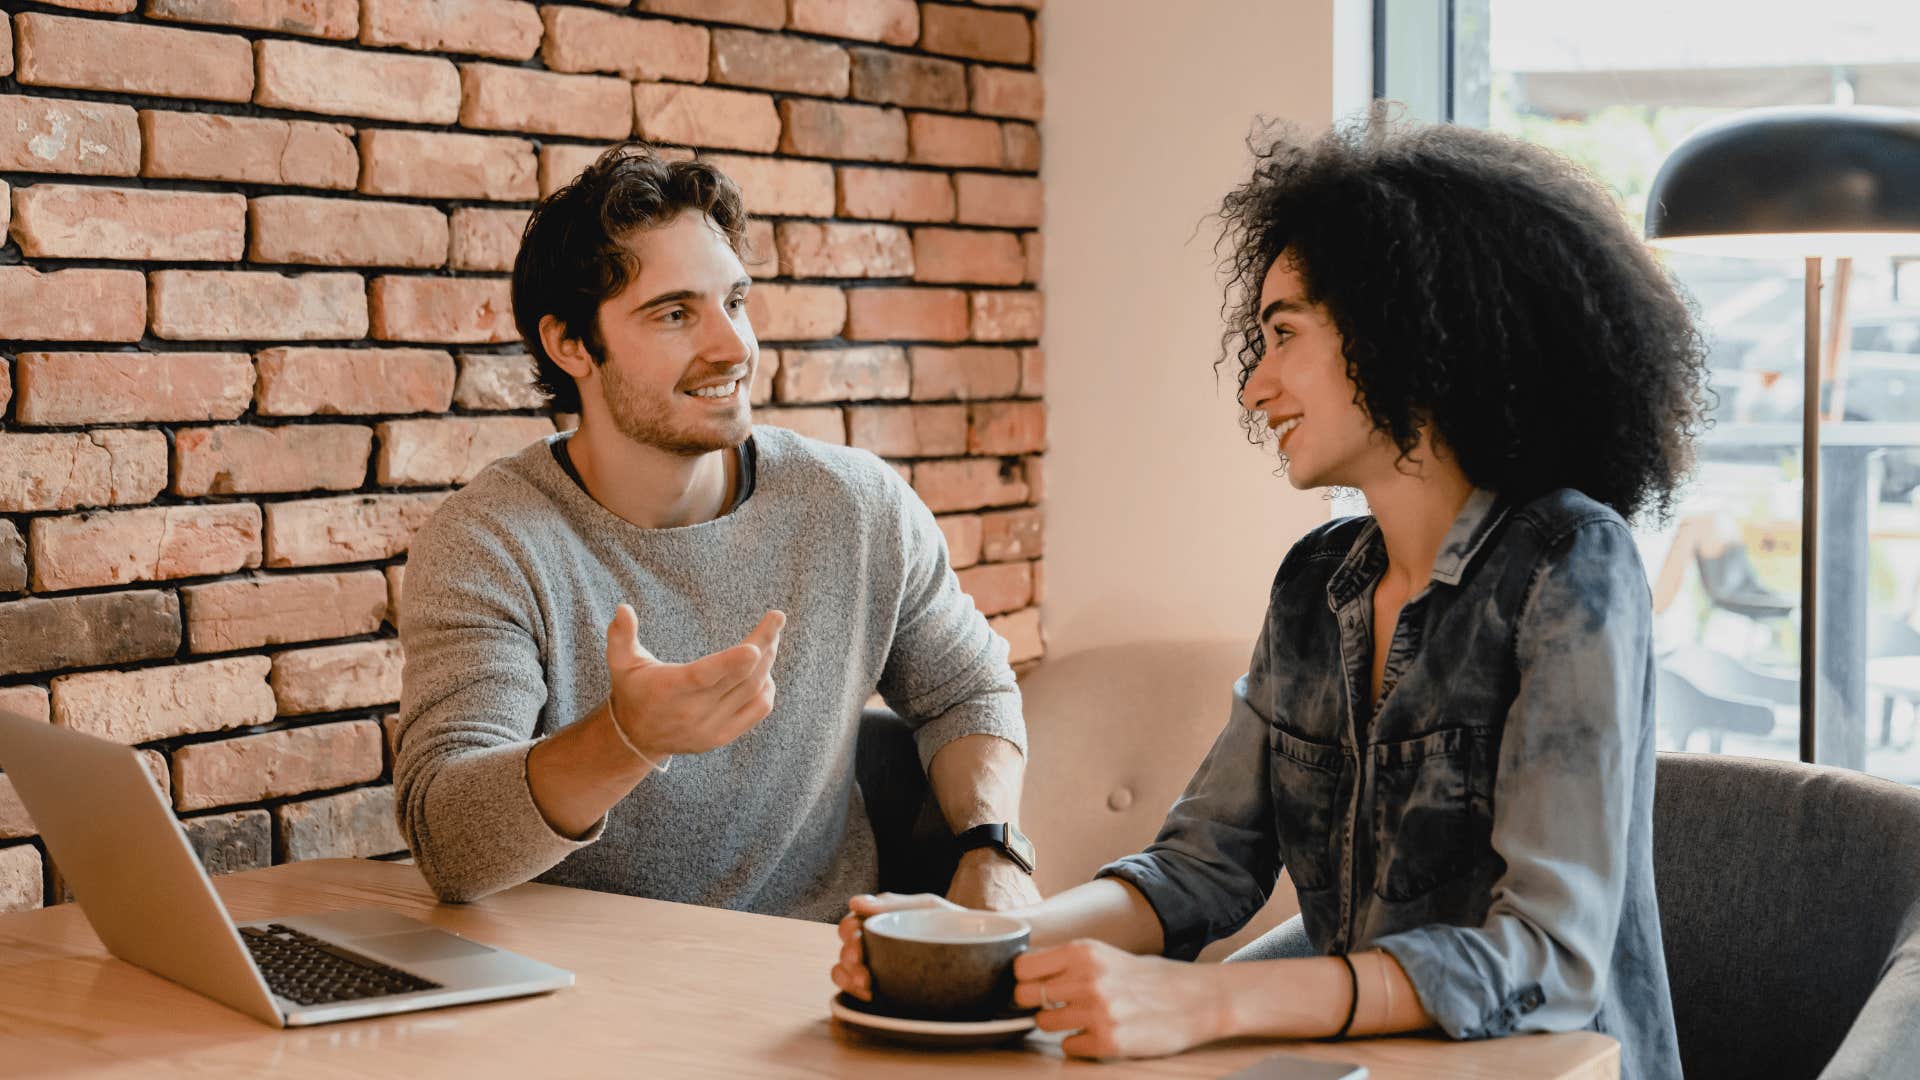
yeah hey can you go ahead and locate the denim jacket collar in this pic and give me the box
[1325,487,1506,611]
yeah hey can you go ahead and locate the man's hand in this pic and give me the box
[1012,940,1228,1059]
[831,892,961,1001]
[605,604,785,761]
[945,846,1041,911]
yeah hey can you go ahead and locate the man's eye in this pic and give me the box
[660,309,688,324]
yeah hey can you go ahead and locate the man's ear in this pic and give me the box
[539,314,596,380]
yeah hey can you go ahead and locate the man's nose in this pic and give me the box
[703,305,755,364]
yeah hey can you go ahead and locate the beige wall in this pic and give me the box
[1040,1,1368,657]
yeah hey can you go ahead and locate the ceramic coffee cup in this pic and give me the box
[861,909,1031,1021]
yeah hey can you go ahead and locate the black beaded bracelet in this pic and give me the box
[1326,953,1359,1041]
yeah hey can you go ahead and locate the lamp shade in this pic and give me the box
[1645,106,1920,257]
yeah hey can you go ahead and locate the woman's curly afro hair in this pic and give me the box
[1217,110,1711,523]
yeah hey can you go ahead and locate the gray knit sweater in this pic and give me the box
[393,426,1025,919]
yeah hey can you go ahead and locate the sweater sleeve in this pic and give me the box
[391,506,602,903]
[870,466,1027,771]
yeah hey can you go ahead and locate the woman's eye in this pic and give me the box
[728,296,748,311]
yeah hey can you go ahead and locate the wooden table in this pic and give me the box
[0,859,1618,1078]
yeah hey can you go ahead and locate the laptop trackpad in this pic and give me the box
[359,930,498,964]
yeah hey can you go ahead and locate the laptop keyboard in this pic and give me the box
[241,923,442,1006]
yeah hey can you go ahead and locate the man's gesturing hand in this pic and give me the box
[604,604,786,761]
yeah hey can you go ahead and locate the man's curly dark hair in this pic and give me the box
[1216,111,1711,522]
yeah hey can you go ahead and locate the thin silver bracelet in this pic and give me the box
[607,697,670,773]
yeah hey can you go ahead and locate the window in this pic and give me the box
[1386,0,1920,781]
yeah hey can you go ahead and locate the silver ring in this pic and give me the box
[1039,981,1055,1009]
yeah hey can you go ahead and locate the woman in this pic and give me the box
[833,114,1703,1078]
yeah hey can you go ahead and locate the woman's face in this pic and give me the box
[1237,255,1396,490]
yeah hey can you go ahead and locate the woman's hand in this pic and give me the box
[829,892,961,1001]
[1012,939,1229,1059]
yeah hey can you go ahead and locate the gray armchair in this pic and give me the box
[1655,752,1920,1079]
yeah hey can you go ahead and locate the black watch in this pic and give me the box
[955,822,1036,874]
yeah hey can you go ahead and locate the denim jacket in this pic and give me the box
[1099,488,1682,1080]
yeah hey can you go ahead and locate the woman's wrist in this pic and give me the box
[1213,956,1355,1041]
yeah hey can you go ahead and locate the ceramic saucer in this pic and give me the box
[829,992,1037,1049]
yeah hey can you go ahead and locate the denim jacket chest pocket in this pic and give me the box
[1267,723,1347,893]
[1368,724,1496,902]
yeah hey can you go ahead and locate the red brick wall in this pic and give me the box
[0,0,1045,913]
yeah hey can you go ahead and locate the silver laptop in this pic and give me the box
[0,710,572,1027]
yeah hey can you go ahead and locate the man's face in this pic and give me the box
[590,212,757,456]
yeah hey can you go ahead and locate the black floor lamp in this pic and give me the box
[1644,106,1920,763]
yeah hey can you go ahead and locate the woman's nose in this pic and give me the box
[1239,352,1278,411]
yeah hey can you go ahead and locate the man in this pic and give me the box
[393,144,1038,920]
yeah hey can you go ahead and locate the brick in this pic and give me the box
[15,352,253,425]
[375,416,555,485]
[703,154,835,217]
[173,721,383,811]
[542,7,709,82]
[912,228,1025,285]
[10,184,245,261]
[912,457,1028,513]
[837,167,954,223]
[0,687,50,727]
[359,129,537,201]
[991,606,1042,664]
[959,560,1031,615]
[711,30,849,96]
[180,810,272,877]
[360,0,541,59]
[272,641,403,715]
[970,290,1042,341]
[0,181,8,240]
[775,346,908,402]
[50,657,275,742]
[15,14,253,102]
[256,347,455,416]
[0,522,24,594]
[265,493,447,567]
[0,95,138,176]
[791,0,917,44]
[140,111,357,189]
[937,514,982,569]
[255,39,459,124]
[754,407,846,445]
[0,846,42,914]
[1003,122,1040,171]
[847,404,966,457]
[0,17,9,78]
[1019,347,1044,396]
[455,352,544,409]
[920,3,1030,63]
[40,0,133,7]
[635,0,784,28]
[1022,232,1042,284]
[907,113,1004,168]
[0,268,146,343]
[960,352,1036,443]
[980,506,1043,561]
[968,65,1042,119]
[846,287,968,342]
[370,277,516,344]
[31,505,262,591]
[149,271,368,341]
[779,99,908,162]
[750,351,779,406]
[850,48,965,110]
[460,63,632,139]
[183,570,388,652]
[538,143,614,197]
[146,0,358,38]
[969,399,1045,454]
[0,590,180,677]
[277,785,405,861]
[385,565,406,625]
[633,84,779,152]
[174,424,373,496]
[776,222,912,279]
[449,208,530,272]
[746,284,847,341]
[1024,454,1045,504]
[955,174,1042,228]
[0,431,168,513]
[250,197,448,269]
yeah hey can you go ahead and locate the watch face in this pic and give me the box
[1006,825,1036,872]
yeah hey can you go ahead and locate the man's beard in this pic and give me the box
[600,358,751,457]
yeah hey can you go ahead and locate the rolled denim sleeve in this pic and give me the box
[1375,518,1652,1039]
[1096,637,1281,960]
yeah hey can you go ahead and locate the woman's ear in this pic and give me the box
[540,314,596,380]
